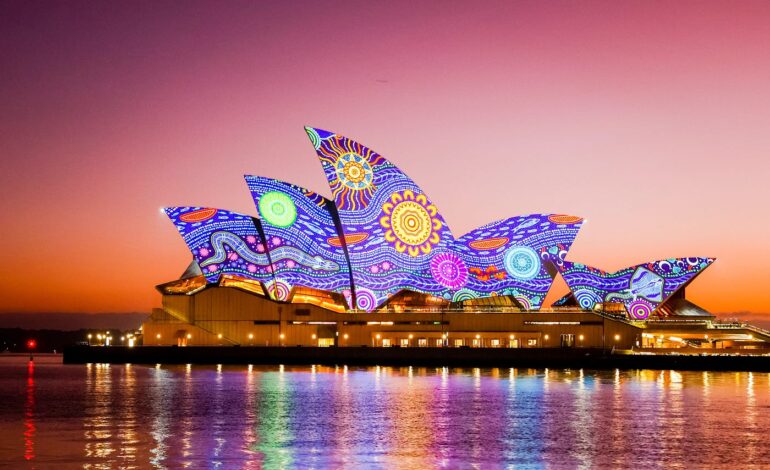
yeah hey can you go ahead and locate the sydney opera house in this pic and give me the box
[142,128,770,352]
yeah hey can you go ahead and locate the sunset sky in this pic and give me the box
[2,0,769,317]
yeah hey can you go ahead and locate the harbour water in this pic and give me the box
[1,358,769,468]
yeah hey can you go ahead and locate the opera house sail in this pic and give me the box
[143,127,768,352]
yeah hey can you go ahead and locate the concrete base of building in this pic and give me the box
[63,345,770,371]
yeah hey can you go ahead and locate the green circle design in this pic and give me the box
[259,191,297,228]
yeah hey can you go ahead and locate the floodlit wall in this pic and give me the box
[142,286,642,348]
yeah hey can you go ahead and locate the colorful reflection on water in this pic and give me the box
[0,361,769,467]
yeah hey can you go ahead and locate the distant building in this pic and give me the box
[142,128,769,352]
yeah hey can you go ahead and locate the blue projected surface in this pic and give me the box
[453,214,583,310]
[306,127,456,310]
[556,258,715,319]
[164,207,274,285]
[244,176,352,303]
[162,127,716,314]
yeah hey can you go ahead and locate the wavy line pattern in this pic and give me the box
[245,176,351,297]
[165,207,274,284]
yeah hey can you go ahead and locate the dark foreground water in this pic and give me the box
[1,359,769,468]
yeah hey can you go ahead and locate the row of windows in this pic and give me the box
[377,338,539,348]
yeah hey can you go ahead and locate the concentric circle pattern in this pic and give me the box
[354,289,378,310]
[628,300,653,320]
[258,191,297,228]
[430,252,468,289]
[574,289,600,310]
[390,201,433,246]
[503,246,541,280]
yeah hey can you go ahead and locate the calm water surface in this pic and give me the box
[1,359,769,468]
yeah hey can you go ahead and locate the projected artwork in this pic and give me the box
[305,127,456,310]
[244,176,352,303]
[163,126,716,316]
[164,207,274,285]
[452,214,584,310]
[556,258,715,319]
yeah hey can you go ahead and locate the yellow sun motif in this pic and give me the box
[380,190,442,257]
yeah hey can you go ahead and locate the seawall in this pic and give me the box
[63,346,770,371]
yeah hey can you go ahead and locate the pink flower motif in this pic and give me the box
[247,264,257,273]
[199,248,209,257]
[382,262,391,270]
[266,265,273,273]
[228,252,238,261]
[208,265,218,273]
[256,244,265,253]
[430,252,468,289]
[286,260,295,269]
[370,265,379,273]
[272,237,281,246]
[246,235,256,244]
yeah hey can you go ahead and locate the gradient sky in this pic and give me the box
[2,0,769,316]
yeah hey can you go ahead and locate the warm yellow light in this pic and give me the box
[442,334,447,339]
[217,333,223,339]
[343,334,349,340]
[614,334,620,341]
[87,334,92,339]
[544,334,549,340]
[475,334,481,339]
[704,334,708,339]
[279,333,285,339]
[120,336,125,341]
[509,334,514,340]
[408,334,414,339]
[248,333,254,339]
[97,334,103,340]
[186,333,192,339]
[156,333,161,339]
[311,334,317,339]
[375,334,381,339]
[579,335,584,341]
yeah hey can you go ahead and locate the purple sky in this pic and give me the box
[1,0,769,315]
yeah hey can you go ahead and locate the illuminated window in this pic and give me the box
[490,339,500,348]
[400,338,410,347]
[527,339,537,346]
[453,339,464,347]
[417,338,427,347]
[508,339,519,348]
[435,339,444,347]
[382,338,392,347]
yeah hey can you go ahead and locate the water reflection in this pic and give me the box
[2,363,770,467]
[23,361,35,461]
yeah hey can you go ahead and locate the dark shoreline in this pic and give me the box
[63,346,770,372]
